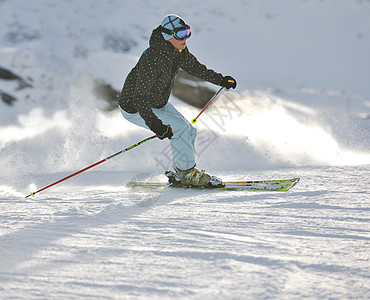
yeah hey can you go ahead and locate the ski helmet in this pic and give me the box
[160,14,191,41]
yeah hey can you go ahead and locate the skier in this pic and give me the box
[119,14,237,187]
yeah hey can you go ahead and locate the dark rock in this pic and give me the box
[172,70,216,108]
[92,80,120,111]
[0,66,33,90]
[0,90,17,105]
[0,66,34,105]
[0,66,22,81]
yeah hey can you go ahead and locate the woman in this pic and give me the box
[119,14,237,187]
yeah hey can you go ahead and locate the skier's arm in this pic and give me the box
[180,50,224,85]
[181,49,237,89]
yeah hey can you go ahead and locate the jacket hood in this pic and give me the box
[149,26,177,53]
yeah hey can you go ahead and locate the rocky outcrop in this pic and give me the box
[171,70,216,109]
[0,66,33,105]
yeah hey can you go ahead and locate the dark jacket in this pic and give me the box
[119,26,224,129]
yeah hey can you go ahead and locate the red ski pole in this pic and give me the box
[191,87,225,124]
[25,135,157,198]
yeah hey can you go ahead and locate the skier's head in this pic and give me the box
[160,14,191,41]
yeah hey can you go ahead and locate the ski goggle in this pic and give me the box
[161,25,191,40]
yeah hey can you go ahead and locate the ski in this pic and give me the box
[126,177,300,192]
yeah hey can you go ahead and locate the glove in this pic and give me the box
[221,76,237,89]
[150,119,173,140]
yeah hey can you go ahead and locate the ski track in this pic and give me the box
[0,166,369,299]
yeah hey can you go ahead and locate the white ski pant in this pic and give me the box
[120,102,196,171]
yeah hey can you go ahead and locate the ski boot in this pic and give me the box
[165,167,224,188]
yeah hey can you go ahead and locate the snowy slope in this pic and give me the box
[1,166,369,299]
[0,0,370,299]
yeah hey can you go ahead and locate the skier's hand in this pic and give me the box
[151,119,173,140]
[221,76,237,89]
[157,124,173,140]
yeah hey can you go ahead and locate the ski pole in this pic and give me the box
[191,87,225,124]
[25,135,157,198]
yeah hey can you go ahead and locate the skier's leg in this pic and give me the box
[119,103,196,170]
[163,103,197,146]
[158,103,222,186]
[119,106,148,129]
[153,102,196,170]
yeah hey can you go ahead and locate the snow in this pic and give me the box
[0,0,369,299]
